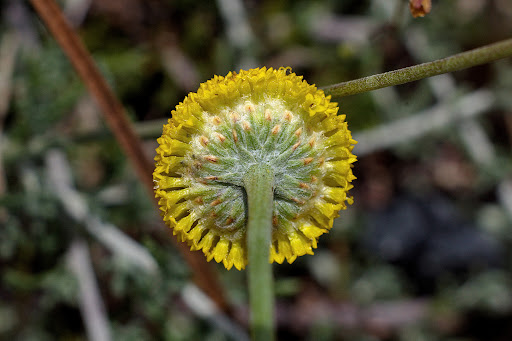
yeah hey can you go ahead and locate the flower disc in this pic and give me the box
[154,67,356,270]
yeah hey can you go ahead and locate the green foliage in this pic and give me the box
[12,43,83,139]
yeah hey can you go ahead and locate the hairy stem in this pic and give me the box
[244,164,275,341]
[322,38,512,98]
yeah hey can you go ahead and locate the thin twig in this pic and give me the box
[67,238,112,341]
[30,0,153,189]
[216,0,257,69]
[353,90,494,156]
[497,180,512,221]
[45,149,159,274]
[63,0,92,27]
[404,29,497,167]
[30,0,231,313]
[182,284,250,341]
[158,33,200,92]
[275,297,430,338]
[322,38,512,98]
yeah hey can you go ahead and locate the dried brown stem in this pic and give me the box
[30,0,230,313]
[30,0,153,188]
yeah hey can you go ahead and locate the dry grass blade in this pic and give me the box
[30,0,153,188]
[67,239,112,341]
[29,0,231,313]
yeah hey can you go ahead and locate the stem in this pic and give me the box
[322,38,512,98]
[30,0,154,191]
[244,164,275,341]
[30,0,232,314]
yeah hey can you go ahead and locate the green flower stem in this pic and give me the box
[322,38,512,98]
[243,164,275,341]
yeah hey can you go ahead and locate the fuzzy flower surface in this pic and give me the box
[154,67,356,270]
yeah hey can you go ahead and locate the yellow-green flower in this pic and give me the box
[154,67,356,270]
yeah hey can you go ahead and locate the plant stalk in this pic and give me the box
[322,38,512,98]
[30,0,232,314]
[244,164,275,341]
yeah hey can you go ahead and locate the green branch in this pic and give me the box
[244,164,275,341]
[322,38,512,98]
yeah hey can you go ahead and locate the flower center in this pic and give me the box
[182,100,326,240]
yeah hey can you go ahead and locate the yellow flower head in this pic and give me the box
[154,67,356,270]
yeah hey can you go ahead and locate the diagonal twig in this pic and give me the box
[29,0,231,313]
[353,89,495,156]
[30,0,154,189]
[46,149,159,274]
[67,238,112,341]
[322,38,512,98]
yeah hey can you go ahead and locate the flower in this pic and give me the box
[409,0,432,18]
[154,67,356,270]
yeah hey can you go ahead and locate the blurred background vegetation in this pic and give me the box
[1,0,512,340]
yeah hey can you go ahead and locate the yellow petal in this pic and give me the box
[174,214,195,233]
[158,177,188,190]
[213,239,230,263]
[270,243,285,264]
[197,231,216,254]
[289,231,313,257]
[298,223,326,239]
[229,242,245,270]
